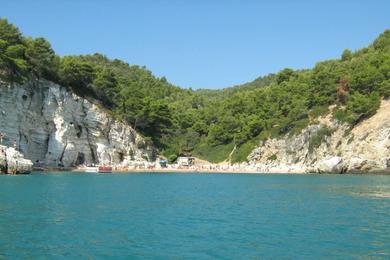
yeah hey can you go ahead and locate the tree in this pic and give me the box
[192,120,208,136]
[373,29,390,50]
[181,131,200,153]
[117,84,147,129]
[139,98,173,142]
[59,56,95,96]
[344,92,380,125]
[246,115,264,138]
[25,37,59,80]
[276,68,295,84]
[0,43,28,81]
[92,68,117,107]
[0,19,27,81]
[0,18,23,45]
[379,79,390,98]
[341,49,352,61]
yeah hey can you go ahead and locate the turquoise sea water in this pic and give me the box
[0,172,389,259]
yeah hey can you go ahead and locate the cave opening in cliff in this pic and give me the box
[117,152,124,163]
[75,152,85,165]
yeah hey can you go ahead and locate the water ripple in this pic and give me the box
[0,172,389,258]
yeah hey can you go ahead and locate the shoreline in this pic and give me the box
[29,166,390,175]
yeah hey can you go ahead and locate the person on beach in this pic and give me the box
[0,133,4,144]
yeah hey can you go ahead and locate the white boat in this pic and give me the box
[83,166,112,173]
[84,166,98,172]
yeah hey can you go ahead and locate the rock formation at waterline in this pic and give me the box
[0,80,156,168]
[0,145,33,174]
[248,100,390,173]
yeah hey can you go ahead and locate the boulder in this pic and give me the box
[0,145,33,174]
[347,157,367,171]
[316,156,344,173]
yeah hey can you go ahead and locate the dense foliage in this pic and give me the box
[1,18,389,163]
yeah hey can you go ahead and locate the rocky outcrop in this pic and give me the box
[248,100,390,173]
[316,156,344,173]
[0,80,156,167]
[0,145,33,174]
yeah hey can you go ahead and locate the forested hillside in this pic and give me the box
[1,18,389,163]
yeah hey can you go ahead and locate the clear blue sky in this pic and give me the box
[1,0,390,89]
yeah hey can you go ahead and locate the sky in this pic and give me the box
[1,0,390,89]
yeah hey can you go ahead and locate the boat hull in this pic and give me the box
[98,166,112,173]
[84,167,98,172]
[82,166,112,173]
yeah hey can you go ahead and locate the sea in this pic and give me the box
[0,172,389,259]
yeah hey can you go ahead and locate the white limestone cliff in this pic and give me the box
[248,100,390,173]
[0,80,156,167]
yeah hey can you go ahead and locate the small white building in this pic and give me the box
[177,157,195,167]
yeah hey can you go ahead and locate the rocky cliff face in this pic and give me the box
[248,100,390,173]
[0,80,156,167]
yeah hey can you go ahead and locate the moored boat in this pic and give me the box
[84,166,98,172]
[98,165,112,173]
[81,164,113,173]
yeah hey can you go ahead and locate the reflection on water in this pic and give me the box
[0,173,389,258]
[352,191,390,198]
[343,183,390,198]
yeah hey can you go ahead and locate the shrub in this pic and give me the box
[345,92,380,125]
[308,127,333,153]
[268,154,277,161]
[168,154,178,164]
[333,92,381,125]
[379,79,390,98]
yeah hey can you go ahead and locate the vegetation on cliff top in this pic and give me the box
[0,18,389,163]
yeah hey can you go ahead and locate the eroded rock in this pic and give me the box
[0,145,33,174]
[317,156,344,173]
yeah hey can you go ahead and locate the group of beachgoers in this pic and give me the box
[82,161,306,174]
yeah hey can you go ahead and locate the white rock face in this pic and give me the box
[0,145,33,173]
[248,100,390,173]
[317,157,344,173]
[0,80,156,167]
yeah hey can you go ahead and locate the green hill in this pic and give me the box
[1,18,389,163]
